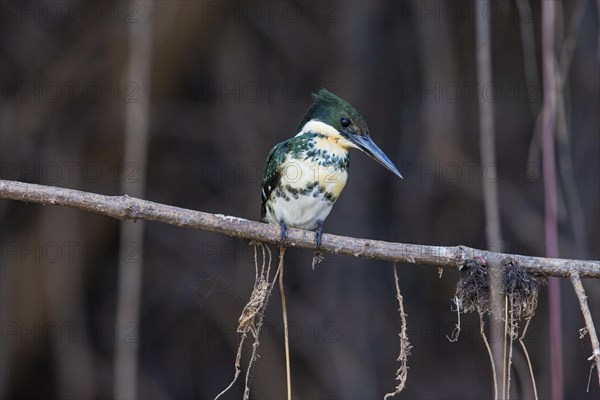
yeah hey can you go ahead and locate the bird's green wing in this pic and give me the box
[260,141,288,220]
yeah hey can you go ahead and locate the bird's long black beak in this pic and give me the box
[349,134,403,179]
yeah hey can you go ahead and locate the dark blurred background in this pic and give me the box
[1,0,599,399]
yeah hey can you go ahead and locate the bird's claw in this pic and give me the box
[279,222,288,245]
[314,220,324,252]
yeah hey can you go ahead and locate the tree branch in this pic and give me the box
[569,271,600,386]
[1,179,599,279]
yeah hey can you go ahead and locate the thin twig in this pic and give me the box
[1,180,599,278]
[519,318,539,400]
[447,296,462,343]
[587,364,596,392]
[502,296,508,399]
[214,331,245,400]
[278,245,291,400]
[479,310,498,400]
[506,296,515,399]
[569,271,600,387]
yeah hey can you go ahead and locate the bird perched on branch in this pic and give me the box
[261,88,402,248]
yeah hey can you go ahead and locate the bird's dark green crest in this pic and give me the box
[298,88,369,138]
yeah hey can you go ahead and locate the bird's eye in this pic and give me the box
[340,118,350,128]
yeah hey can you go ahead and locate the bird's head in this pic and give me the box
[298,88,403,178]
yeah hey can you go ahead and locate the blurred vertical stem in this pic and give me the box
[475,0,502,251]
[516,0,540,119]
[542,1,563,399]
[475,1,503,398]
[555,0,587,258]
[114,1,153,399]
[597,0,600,60]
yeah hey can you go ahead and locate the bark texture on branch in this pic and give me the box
[1,179,599,279]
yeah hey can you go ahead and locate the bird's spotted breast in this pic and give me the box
[262,134,350,229]
[278,154,348,203]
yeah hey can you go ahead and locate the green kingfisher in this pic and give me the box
[261,88,402,247]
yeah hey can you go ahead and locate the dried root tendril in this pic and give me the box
[384,264,412,399]
[451,258,544,400]
[215,243,278,400]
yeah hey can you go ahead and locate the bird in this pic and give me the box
[260,88,402,249]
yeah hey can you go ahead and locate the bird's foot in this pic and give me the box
[314,220,324,253]
[312,222,325,270]
[279,221,288,245]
